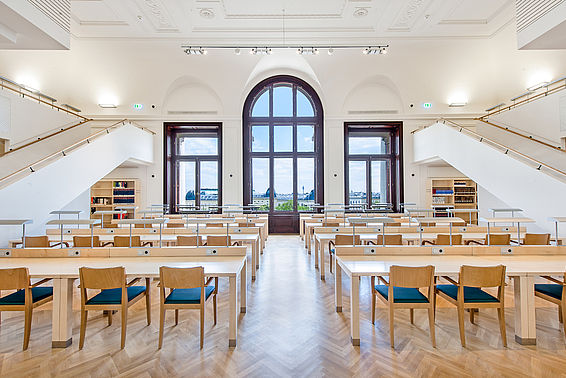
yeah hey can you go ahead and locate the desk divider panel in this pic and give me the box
[108,246,247,257]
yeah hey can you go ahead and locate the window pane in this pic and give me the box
[251,89,269,117]
[178,161,196,207]
[297,90,314,116]
[274,125,293,152]
[274,158,294,211]
[179,137,218,155]
[371,161,389,206]
[199,161,218,210]
[252,158,270,211]
[348,136,386,155]
[297,125,314,152]
[273,85,293,117]
[348,161,366,205]
[252,125,269,152]
[297,158,314,211]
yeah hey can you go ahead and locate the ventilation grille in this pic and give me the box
[27,0,71,33]
[348,110,399,115]
[516,0,565,32]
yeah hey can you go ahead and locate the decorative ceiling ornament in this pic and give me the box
[199,8,215,19]
[353,8,369,18]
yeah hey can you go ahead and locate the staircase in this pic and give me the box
[0,121,154,246]
[413,121,566,234]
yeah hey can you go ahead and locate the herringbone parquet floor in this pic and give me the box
[1,235,566,377]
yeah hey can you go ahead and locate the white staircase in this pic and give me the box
[413,122,566,234]
[0,122,153,246]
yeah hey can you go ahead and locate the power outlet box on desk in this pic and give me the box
[68,249,81,256]
[0,249,11,257]
[138,249,151,256]
[207,248,219,255]
[364,247,377,255]
[432,247,445,255]
[501,247,514,255]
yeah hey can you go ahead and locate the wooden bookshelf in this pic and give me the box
[90,179,138,226]
[428,178,478,224]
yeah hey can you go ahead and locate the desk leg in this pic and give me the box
[314,237,319,269]
[307,229,312,253]
[52,278,74,348]
[240,261,247,314]
[513,276,537,345]
[320,240,328,280]
[255,239,260,269]
[335,261,342,312]
[350,275,360,346]
[229,275,237,347]
[250,241,256,281]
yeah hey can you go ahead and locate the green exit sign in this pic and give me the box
[422,102,432,109]
[133,103,143,110]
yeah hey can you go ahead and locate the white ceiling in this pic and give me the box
[69,0,515,42]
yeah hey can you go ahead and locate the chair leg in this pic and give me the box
[497,306,507,347]
[200,306,205,349]
[559,306,563,324]
[470,308,475,324]
[145,288,151,326]
[389,305,395,348]
[175,309,179,326]
[121,307,128,349]
[370,277,376,324]
[213,295,217,325]
[410,309,414,325]
[428,306,436,348]
[158,305,165,349]
[329,252,333,274]
[79,310,88,350]
[23,306,32,350]
[457,304,466,347]
[108,310,112,326]
[561,301,566,338]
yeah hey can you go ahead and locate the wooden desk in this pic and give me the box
[334,254,566,346]
[0,255,246,348]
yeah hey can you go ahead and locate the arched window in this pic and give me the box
[243,76,323,232]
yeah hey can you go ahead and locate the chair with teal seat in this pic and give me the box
[158,266,218,349]
[436,264,507,347]
[79,266,150,350]
[328,234,361,274]
[534,272,566,337]
[0,267,53,350]
[371,265,436,348]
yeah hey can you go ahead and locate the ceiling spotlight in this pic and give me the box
[234,48,241,55]
[183,47,207,55]
[363,46,388,55]
[328,48,334,55]
[251,47,272,55]
[297,47,319,55]
[379,47,388,54]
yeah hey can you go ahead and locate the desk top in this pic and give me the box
[412,217,465,224]
[117,218,168,225]
[94,210,127,215]
[50,210,83,215]
[47,219,100,226]
[549,217,566,223]
[489,208,523,213]
[337,255,566,276]
[481,217,534,224]
[0,219,32,226]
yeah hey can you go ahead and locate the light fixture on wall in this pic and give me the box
[362,46,388,55]
[98,103,117,108]
[297,47,319,55]
[183,47,207,55]
[526,81,549,92]
[448,102,467,107]
[181,44,389,56]
[250,47,272,55]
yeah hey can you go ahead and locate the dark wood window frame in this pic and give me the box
[243,75,324,233]
[164,122,222,214]
[344,122,403,212]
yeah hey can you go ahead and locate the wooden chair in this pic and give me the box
[238,222,252,227]
[368,234,404,246]
[0,268,53,350]
[105,235,153,248]
[176,235,203,247]
[466,234,510,246]
[158,266,218,349]
[73,236,101,248]
[206,223,224,227]
[322,222,340,227]
[328,235,361,273]
[206,235,239,246]
[79,266,150,349]
[436,265,507,347]
[422,234,463,245]
[371,265,436,348]
[520,233,551,245]
[166,223,185,228]
[24,235,68,248]
[534,272,566,337]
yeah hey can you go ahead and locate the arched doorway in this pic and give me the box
[243,75,323,233]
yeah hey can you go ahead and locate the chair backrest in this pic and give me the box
[387,222,402,227]
[238,222,251,227]
[436,234,462,245]
[352,222,367,227]
[24,236,50,248]
[134,223,146,228]
[73,236,101,247]
[376,234,403,245]
[0,267,29,290]
[79,266,125,290]
[485,234,510,245]
[420,222,436,227]
[390,265,434,288]
[114,235,141,247]
[323,222,340,227]
[167,223,184,228]
[160,266,204,289]
[312,214,324,218]
[206,223,224,227]
[524,233,550,245]
[334,234,361,245]
[207,235,231,246]
[176,235,203,246]
[460,265,506,288]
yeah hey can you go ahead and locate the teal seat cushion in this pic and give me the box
[437,284,498,303]
[535,284,563,300]
[0,287,53,305]
[86,286,146,305]
[375,285,429,303]
[165,286,215,304]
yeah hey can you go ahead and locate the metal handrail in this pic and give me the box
[414,119,566,179]
[0,119,154,186]
[0,77,88,120]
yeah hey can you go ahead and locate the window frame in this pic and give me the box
[344,122,403,212]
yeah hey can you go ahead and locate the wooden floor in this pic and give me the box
[1,235,566,377]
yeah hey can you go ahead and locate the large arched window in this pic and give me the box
[243,75,323,233]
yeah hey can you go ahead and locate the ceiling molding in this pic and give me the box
[136,0,179,32]
[388,0,432,31]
